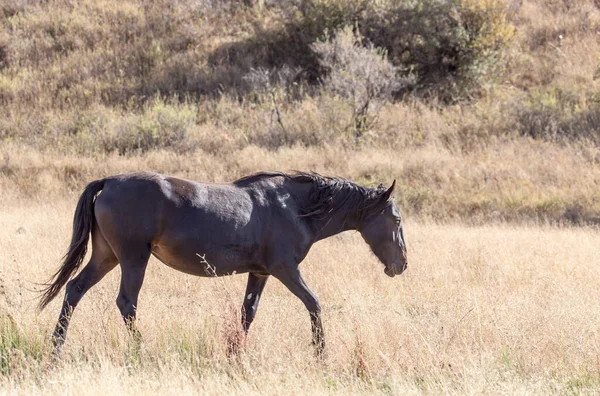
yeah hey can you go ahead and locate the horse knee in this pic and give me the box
[116,293,130,315]
[305,298,321,315]
[64,278,77,295]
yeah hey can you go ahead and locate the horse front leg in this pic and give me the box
[271,267,325,357]
[241,273,269,333]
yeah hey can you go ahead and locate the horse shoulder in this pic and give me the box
[263,194,315,266]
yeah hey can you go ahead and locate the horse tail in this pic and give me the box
[39,179,106,310]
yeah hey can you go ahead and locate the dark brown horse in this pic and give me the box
[40,171,408,355]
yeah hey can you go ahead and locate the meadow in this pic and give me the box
[1,198,600,394]
[2,0,600,393]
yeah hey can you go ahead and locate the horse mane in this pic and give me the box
[233,171,287,185]
[233,171,389,222]
[288,171,389,222]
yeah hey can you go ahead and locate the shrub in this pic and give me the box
[515,87,600,144]
[102,99,196,154]
[291,0,371,37]
[311,26,405,139]
[363,0,515,101]
[282,0,515,101]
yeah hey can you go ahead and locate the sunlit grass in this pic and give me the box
[1,199,599,393]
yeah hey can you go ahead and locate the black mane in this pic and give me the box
[288,171,388,222]
[233,171,389,223]
[233,171,286,184]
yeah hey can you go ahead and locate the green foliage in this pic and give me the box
[101,99,196,154]
[0,316,46,376]
[293,0,370,37]
[368,0,514,101]
[515,87,600,144]
[288,0,515,101]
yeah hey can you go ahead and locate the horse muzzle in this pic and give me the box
[384,261,407,278]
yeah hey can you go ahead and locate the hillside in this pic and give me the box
[1,0,600,224]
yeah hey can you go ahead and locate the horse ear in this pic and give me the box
[380,180,396,202]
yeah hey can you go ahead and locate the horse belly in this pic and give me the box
[151,236,260,277]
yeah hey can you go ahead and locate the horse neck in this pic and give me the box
[309,194,364,241]
[288,178,365,241]
[311,210,358,241]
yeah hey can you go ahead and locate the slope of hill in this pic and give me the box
[1,0,600,224]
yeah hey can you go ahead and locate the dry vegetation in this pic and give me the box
[1,0,600,393]
[2,200,600,394]
[1,0,600,223]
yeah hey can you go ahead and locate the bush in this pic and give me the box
[515,87,600,144]
[363,0,515,101]
[311,26,405,138]
[102,99,195,154]
[282,0,515,102]
[291,0,370,37]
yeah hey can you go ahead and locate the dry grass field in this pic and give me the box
[0,196,599,394]
[2,0,600,394]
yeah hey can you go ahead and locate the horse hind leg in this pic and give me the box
[52,226,118,351]
[114,244,151,340]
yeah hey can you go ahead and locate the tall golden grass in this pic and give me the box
[3,137,600,224]
[1,197,599,394]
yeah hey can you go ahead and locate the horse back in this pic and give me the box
[92,172,313,273]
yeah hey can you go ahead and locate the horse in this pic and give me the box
[39,171,408,355]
